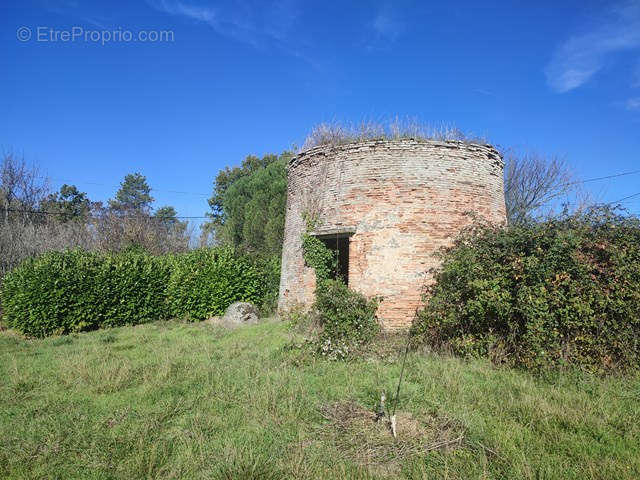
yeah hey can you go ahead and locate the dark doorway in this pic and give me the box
[317,234,350,285]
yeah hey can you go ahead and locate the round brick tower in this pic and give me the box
[278,139,506,329]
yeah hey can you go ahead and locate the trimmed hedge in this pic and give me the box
[1,250,171,337]
[411,207,640,371]
[167,248,265,320]
[1,247,272,337]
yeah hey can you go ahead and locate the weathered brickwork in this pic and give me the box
[278,139,506,329]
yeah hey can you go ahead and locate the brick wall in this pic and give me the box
[278,139,506,329]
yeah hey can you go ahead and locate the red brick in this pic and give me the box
[278,139,506,329]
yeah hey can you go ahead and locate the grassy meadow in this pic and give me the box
[1,319,638,479]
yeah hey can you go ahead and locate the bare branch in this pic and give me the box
[503,150,579,224]
[1,150,50,224]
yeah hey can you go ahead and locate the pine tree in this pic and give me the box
[109,173,154,214]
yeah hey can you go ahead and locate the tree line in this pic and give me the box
[1,142,585,282]
[0,151,190,279]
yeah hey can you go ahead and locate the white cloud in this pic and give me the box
[473,89,498,98]
[372,10,403,40]
[361,5,406,52]
[171,3,216,23]
[545,1,640,93]
[625,97,640,110]
[148,0,300,50]
[633,60,640,87]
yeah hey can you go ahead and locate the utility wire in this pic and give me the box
[561,169,640,187]
[3,207,210,220]
[7,169,640,220]
[24,167,640,205]
[6,193,640,220]
[41,176,211,197]
[37,167,640,197]
[607,191,640,205]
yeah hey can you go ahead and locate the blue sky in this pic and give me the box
[2,0,640,229]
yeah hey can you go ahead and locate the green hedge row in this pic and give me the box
[1,248,273,337]
[411,207,640,372]
[167,248,265,320]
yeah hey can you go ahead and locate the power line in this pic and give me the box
[11,167,640,218]
[45,176,210,197]
[4,207,210,220]
[46,168,639,196]
[34,164,640,203]
[607,191,640,205]
[562,169,640,187]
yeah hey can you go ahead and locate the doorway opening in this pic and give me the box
[316,233,351,285]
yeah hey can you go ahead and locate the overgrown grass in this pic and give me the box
[1,320,638,479]
[301,118,487,151]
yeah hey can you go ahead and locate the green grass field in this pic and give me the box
[1,319,638,479]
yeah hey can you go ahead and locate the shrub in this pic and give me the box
[1,247,274,337]
[95,251,172,328]
[247,253,281,315]
[1,250,171,337]
[314,279,380,360]
[166,248,264,321]
[301,233,337,284]
[411,207,640,371]
[299,226,380,359]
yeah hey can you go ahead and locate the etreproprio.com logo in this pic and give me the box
[16,26,174,45]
